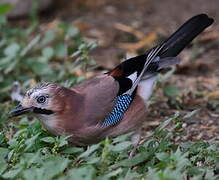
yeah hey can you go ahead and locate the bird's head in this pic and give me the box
[10,83,65,118]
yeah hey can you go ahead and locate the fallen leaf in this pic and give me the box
[114,22,145,39]
[117,33,157,51]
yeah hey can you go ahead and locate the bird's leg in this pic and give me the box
[129,129,141,158]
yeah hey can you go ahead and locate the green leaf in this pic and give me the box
[66,27,79,37]
[30,60,53,76]
[56,135,71,147]
[0,134,6,145]
[163,85,179,98]
[61,147,84,154]
[59,166,96,180]
[111,141,133,152]
[2,168,22,179]
[23,151,42,167]
[0,161,7,174]
[146,168,184,180]
[54,42,68,58]
[78,144,100,159]
[42,47,54,60]
[24,133,41,151]
[86,157,101,165]
[4,43,20,57]
[123,170,142,180]
[0,148,8,174]
[41,30,56,46]
[41,137,55,144]
[0,3,14,15]
[112,151,151,168]
[103,168,123,178]
[23,156,70,180]
[156,152,169,162]
[154,112,180,132]
[112,132,133,144]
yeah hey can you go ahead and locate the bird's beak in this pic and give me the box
[9,104,34,117]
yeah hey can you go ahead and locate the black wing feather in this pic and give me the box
[108,14,214,95]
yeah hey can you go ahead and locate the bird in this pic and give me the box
[10,14,214,146]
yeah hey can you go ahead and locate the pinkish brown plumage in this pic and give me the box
[10,14,214,146]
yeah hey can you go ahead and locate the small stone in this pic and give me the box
[182,123,187,128]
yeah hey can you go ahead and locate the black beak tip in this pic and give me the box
[9,104,21,117]
[9,104,33,117]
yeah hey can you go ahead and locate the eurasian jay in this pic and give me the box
[10,14,214,146]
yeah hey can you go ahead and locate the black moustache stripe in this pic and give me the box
[33,108,54,115]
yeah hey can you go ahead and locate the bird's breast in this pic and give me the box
[36,114,61,135]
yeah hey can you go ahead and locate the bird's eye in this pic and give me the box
[37,95,47,104]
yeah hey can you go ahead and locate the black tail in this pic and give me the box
[109,14,214,77]
[108,14,214,95]
[160,14,214,58]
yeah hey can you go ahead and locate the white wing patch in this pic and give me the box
[127,72,137,83]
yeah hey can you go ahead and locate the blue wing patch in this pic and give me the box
[101,94,132,127]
